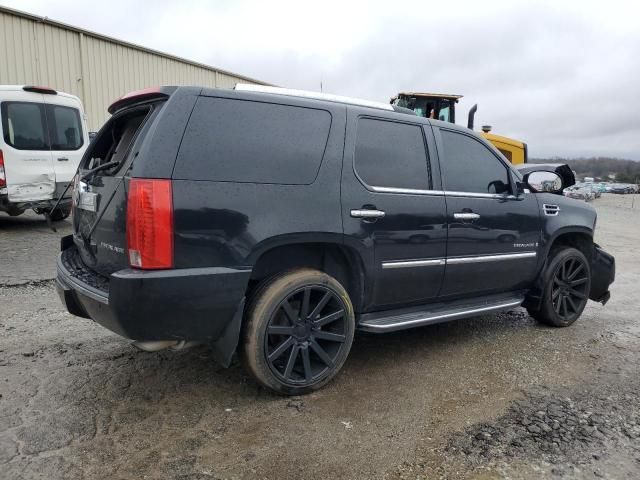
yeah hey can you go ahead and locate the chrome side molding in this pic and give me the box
[446,251,537,265]
[382,258,446,269]
[382,251,537,269]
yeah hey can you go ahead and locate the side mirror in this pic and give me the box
[524,171,563,194]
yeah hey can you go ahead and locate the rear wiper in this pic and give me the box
[81,161,120,181]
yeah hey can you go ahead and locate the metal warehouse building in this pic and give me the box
[0,5,268,130]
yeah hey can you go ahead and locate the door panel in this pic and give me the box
[341,109,446,310]
[43,95,89,196]
[0,93,55,203]
[441,193,541,297]
[435,127,542,298]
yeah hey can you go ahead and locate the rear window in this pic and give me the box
[47,105,83,150]
[1,101,84,151]
[174,97,332,184]
[1,102,48,150]
[84,106,150,174]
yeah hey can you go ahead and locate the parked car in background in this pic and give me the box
[564,185,595,201]
[57,85,615,395]
[610,184,635,194]
[0,85,88,220]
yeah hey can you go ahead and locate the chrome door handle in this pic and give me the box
[453,212,480,220]
[57,157,69,162]
[351,209,386,219]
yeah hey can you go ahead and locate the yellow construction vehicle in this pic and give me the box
[390,92,527,165]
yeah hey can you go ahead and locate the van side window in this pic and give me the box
[47,105,84,150]
[174,97,332,184]
[1,102,48,150]
[354,118,429,190]
[440,130,510,194]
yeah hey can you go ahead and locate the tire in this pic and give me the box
[6,208,25,217]
[242,268,355,395]
[47,206,71,222]
[527,247,591,327]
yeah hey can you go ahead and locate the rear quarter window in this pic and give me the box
[174,97,332,184]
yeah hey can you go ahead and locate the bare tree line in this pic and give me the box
[530,157,640,183]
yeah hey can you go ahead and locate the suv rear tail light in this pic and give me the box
[126,178,173,269]
[0,149,6,188]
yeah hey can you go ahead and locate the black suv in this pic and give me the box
[57,85,615,395]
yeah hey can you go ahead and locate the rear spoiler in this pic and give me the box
[108,87,176,114]
[516,163,576,190]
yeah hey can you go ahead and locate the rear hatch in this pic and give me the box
[73,99,162,276]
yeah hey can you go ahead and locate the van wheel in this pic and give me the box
[527,247,591,327]
[46,206,71,222]
[6,207,24,217]
[242,268,355,395]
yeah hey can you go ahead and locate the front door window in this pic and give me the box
[439,129,511,195]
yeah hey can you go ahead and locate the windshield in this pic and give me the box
[393,97,454,122]
[438,104,451,122]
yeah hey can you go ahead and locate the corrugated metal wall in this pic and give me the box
[0,7,267,130]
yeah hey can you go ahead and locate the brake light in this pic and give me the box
[126,178,173,269]
[108,87,168,114]
[0,150,6,188]
[23,86,57,95]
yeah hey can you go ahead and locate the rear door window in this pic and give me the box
[354,118,430,190]
[174,97,332,184]
[1,102,48,150]
[46,104,83,150]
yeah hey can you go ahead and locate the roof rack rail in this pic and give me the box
[234,84,393,112]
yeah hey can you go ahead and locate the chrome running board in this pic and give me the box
[358,293,524,333]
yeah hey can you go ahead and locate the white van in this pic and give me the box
[0,85,89,220]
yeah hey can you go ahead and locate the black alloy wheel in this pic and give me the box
[265,285,348,385]
[528,247,592,327]
[551,256,589,321]
[242,268,355,395]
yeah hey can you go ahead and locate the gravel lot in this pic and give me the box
[1,195,639,479]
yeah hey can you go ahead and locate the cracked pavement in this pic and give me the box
[1,196,639,479]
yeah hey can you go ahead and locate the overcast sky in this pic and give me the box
[3,0,639,159]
